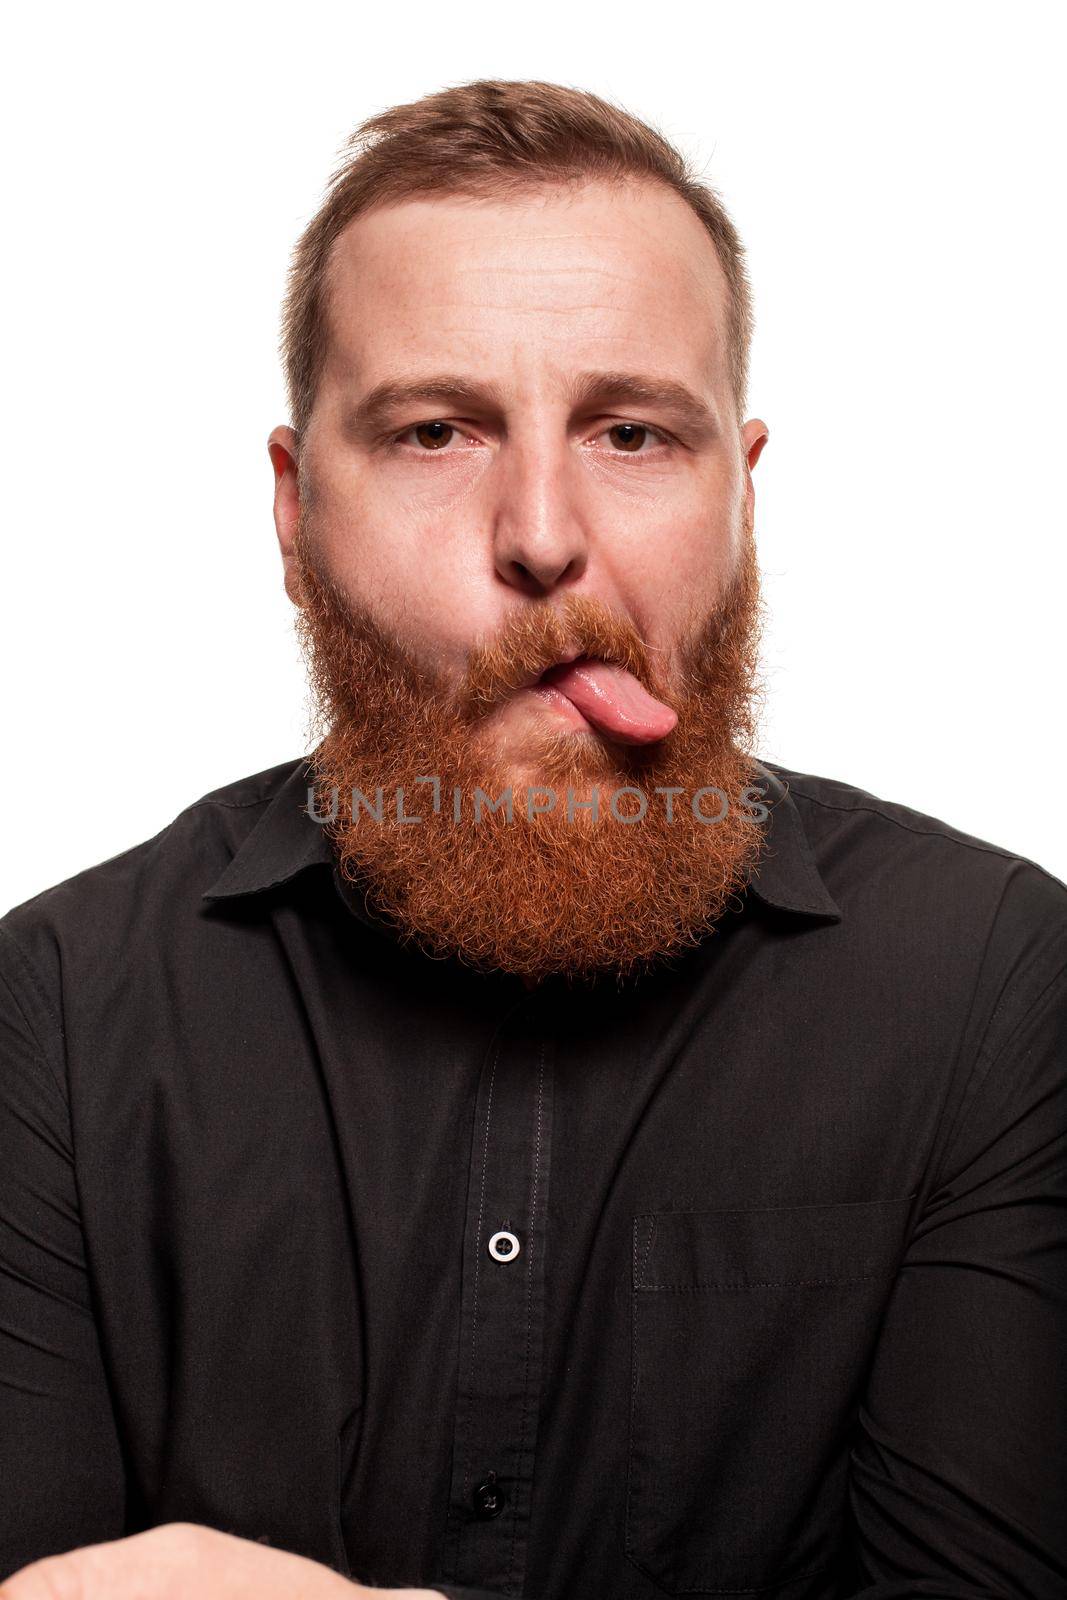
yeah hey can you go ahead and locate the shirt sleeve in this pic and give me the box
[0,927,126,1582]
[844,939,1067,1597]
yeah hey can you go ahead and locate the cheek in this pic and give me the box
[307,496,504,674]
[308,468,436,607]
[612,505,729,642]
[316,448,478,560]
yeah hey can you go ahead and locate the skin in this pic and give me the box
[0,1523,439,1598]
[269,177,769,784]
[0,179,770,1599]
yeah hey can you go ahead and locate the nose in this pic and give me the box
[491,434,589,596]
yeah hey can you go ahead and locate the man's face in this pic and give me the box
[269,177,771,985]
[275,179,766,764]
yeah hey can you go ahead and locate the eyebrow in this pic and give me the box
[346,370,718,440]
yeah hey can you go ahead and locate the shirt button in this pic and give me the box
[488,1229,521,1262]
[472,1471,506,1519]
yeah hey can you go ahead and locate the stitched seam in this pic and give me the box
[625,1246,640,1559]
[630,1554,835,1594]
[0,925,63,1035]
[919,844,1065,1198]
[761,778,834,905]
[626,1206,840,1593]
[508,1043,545,1592]
[185,761,315,816]
[633,1193,914,1221]
[187,797,274,812]
[458,1042,499,1563]
[0,926,66,1101]
[636,1274,878,1291]
[930,954,1067,1197]
[645,1216,657,1274]
[187,772,312,814]
[780,779,1067,890]
[975,957,1067,1073]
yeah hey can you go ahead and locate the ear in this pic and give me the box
[740,417,770,525]
[267,425,305,606]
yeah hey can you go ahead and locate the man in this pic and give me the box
[0,78,1063,1600]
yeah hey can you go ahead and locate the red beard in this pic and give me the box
[292,515,767,987]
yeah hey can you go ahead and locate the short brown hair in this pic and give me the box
[280,79,754,440]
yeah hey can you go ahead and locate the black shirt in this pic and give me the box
[1,754,1065,1600]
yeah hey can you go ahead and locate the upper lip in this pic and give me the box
[519,648,588,691]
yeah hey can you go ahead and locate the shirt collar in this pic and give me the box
[201,754,841,926]
[744,759,842,920]
[201,756,337,904]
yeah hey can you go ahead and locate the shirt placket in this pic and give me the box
[441,997,555,1595]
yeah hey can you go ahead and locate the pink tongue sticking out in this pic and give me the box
[538,658,678,745]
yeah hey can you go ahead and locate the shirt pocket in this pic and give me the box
[625,1194,915,1595]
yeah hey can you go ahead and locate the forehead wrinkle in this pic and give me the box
[323,197,729,406]
[331,206,722,306]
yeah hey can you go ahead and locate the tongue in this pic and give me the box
[539,658,678,745]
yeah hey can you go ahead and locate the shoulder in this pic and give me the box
[768,757,1066,907]
[763,759,1067,1016]
[0,757,305,1039]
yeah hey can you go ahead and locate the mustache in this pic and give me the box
[292,520,690,726]
[460,597,657,718]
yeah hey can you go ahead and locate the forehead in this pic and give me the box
[320,179,731,403]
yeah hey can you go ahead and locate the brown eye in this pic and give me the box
[414,421,454,450]
[608,423,648,452]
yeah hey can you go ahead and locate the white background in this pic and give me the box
[2,0,1064,911]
